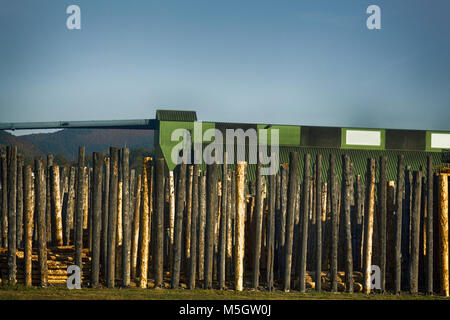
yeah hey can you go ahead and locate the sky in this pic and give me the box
[0,0,449,134]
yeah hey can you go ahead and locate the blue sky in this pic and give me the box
[0,0,449,132]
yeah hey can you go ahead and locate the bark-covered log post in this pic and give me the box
[386,180,396,290]
[410,171,422,294]
[91,152,104,288]
[315,154,323,291]
[329,154,339,292]
[235,161,247,291]
[402,167,412,289]
[252,161,263,289]
[107,148,119,288]
[23,165,33,287]
[171,163,186,289]
[226,171,233,281]
[379,156,387,292]
[35,158,48,287]
[267,173,276,291]
[278,165,288,281]
[426,156,434,294]
[394,155,405,294]
[75,166,86,276]
[1,152,8,248]
[46,154,53,244]
[6,146,17,284]
[101,157,110,276]
[189,165,200,289]
[64,167,76,246]
[168,171,175,272]
[283,152,299,292]
[219,153,228,290]
[131,174,141,280]
[51,165,63,246]
[298,155,311,293]
[198,172,207,281]
[184,165,194,275]
[355,175,364,271]
[363,158,376,294]
[121,148,131,287]
[438,175,449,296]
[16,154,23,249]
[341,154,354,293]
[205,163,218,289]
[154,158,165,288]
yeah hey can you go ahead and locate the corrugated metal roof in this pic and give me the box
[156,110,197,122]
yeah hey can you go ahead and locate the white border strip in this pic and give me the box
[431,133,450,149]
[346,130,381,146]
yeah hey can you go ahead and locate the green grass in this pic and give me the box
[0,285,448,300]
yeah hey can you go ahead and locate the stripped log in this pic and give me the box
[168,171,175,272]
[139,157,151,288]
[283,152,299,292]
[101,157,110,276]
[394,155,405,294]
[131,174,141,279]
[315,154,322,291]
[154,158,165,287]
[1,153,8,248]
[16,155,23,249]
[342,154,354,293]
[267,173,276,291]
[379,156,387,292]
[198,173,207,281]
[91,152,103,287]
[218,153,228,290]
[329,154,339,292]
[121,148,131,287]
[438,175,449,296]
[410,171,422,294]
[226,171,233,281]
[278,164,288,281]
[426,156,434,294]
[51,165,63,246]
[107,148,119,288]
[205,163,218,289]
[189,165,199,289]
[355,175,364,271]
[64,167,76,246]
[298,155,311,293]
[235,161,247,291]
[184,165,194,274]
[24,165,33,286]
[75,166,86,276]
[35,158,48,287]
[363,158,375,294]
[7,146,17,284]
[252,161,263,289]
[171,163,186,289]
[46,154,53,244]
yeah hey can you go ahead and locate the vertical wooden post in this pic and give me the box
[298,155,311,293]
[35,158,48,287]
[219,153,228,290]
[438,175,449,296]
[226,171,233,281]
[315,154,322,291]
[379,156,387,292]
[410,171,422,294]
[121,148,131,287]
[51,165,63,246]
[394,155,405,294]
[205,163,218,289]
[363,158,376,294]
[101,157,110,277]
[171,163,186,289]
[1,153,8,248]
[168,171,175,272]
[7,146,17,284]
[402,167,412,290]
[64,167,76,245]
[131,174,141,280]
[138,158,151,288]
[342,154,354,293]
[283,152,299,292]
[154,158,165,287]
[75,166,86,277]
[46,154,53,244]
[107,148,119,288]
[184,165,194,275]
[24,165,33,287]
[91,152,103,288]
[329,154,339,292]
[252,161,263,289]
[16,155,23,249]
[198,172,207,281]
[267,173,276,291]
[235,161,247,291]
[426,156,434,294]
[386,180,396,290]
[189,165,200,289]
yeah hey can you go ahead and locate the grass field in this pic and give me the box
[0,285,448,300]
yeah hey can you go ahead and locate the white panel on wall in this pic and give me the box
[431,133,450,149]
[346,130,381,146]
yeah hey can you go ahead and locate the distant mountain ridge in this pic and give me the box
[0,128,154,160]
